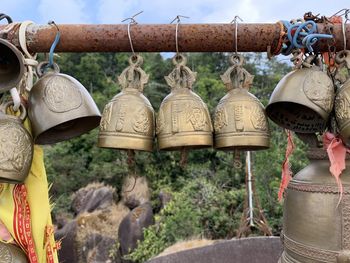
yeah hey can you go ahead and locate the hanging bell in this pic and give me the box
[0,102,33,183]
[0,39,25,93]
[156,54,213,150]
[28,62,101,144]
[266,55,334,133]
[214,54,270,150]
[335,50,350,144]
[98,55,155,151]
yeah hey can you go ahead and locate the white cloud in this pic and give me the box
[37,0,89,24]
[97,0,138,23]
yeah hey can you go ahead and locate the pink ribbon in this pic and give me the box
[323,132,349,202]
[0,219,12,242]
[278,130,295,201]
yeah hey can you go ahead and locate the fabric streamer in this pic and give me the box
[278,130,295,201]
[323,132,349,203]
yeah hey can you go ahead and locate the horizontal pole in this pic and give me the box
[0,23,348,53]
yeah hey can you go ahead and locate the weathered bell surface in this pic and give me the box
[335,78,350,144]
[280,144,350,262]
[0,39,25,93]
[156,54,213,150]
[0,102,33,184]
[0,242,28,262]
[98,55,155,151]
[266,57,334,133]
[214,54,270,150]
[28,62,101,144]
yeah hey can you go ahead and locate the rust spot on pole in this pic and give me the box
[0,23,348,53]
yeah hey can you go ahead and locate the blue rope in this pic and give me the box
[281,20,333,55]
[48,28,60,68]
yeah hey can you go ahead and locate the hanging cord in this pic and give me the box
[230,15,243,54]
[18,21,38,94]
[47,21,60,69]
[246,151,254,227]
[170,15,189,55]
[122,11,143,57]
[281,19,333,55]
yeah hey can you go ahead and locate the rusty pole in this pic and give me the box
[0,23,348,53]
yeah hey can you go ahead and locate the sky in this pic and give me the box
[1,0,349,25]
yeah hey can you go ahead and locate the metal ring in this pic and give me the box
[172,53,187,66]
[4,101,27,122]
[128,54,144,66]
[36,61,60,77]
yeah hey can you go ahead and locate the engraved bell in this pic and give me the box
[0,39,26,93]
[98,55,155,152]
[28,62,101,144]
[335,51,350,145]
[156,54,213,150]
[266,56,334,133]
[0,102,33,183]
[214,55,270,150]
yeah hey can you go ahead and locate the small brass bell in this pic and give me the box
[98,55,155,151]
[0,102,33,183]
[28,62,101,144]
[214,54,270,150]
[335,50,350,144]
[0,39,25,93]
[157,54,213,150]
[266,55,334,133]
[0,242,28,262]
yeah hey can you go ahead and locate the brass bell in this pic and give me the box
[0,102,33,183]
[266,55,334,133]
[156,54,213,150]
[335,50,350,144]
[98,55,155,151]
[0,39,25,93]
[28,62,101,144]
[0,242,28,262]
[214,54,270,150]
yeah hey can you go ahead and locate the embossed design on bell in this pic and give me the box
[214,54,270,151]
[44,76,82,113]
[0,244,12,262]
[156,54,213,150]
[279,146,350,263]
[0,103,33,184]
[29,61,101,144]
[266,55,334,133]
[0,242,29,262]
[98,55,155,151]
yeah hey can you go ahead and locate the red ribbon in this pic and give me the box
[278,130,295,201]
[323,132,350,202]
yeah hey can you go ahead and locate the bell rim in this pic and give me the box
[214,133,270,151]
[98,132,154,152]
[157,132,213,151]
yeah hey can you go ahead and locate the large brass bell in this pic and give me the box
[266,55,334,133]
[98,55,155,151]
[335,50,350,144]
[0,39,25,93]
[0,102,33,183]
[156,54,213,150]
[279,142,350,263]
[214,54,270,150]
[28,62,101,144]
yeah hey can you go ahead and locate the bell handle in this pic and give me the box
[4,101,27,122]
[36,61,60,77]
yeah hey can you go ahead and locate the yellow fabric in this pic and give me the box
[0,111,59,263]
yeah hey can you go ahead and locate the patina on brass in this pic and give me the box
[28,62,101,144]
[266,55,334,133]
[279,138,350,263]
[156,54,213,150]
[0,39,25,93]
[0,102,33,184]
[98,55,155,151]
[214,54,270,151]
[0,242,28,262]
[335,50,350,145]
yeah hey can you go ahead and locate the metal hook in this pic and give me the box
[231,15,243,54]
[170,15,189,54]
[122,11,143,56]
